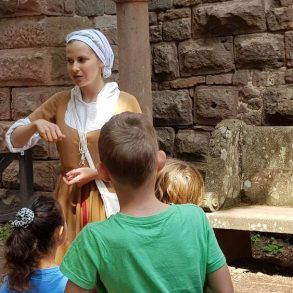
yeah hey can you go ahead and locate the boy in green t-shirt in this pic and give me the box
[61,112,233,293]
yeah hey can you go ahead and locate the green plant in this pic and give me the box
[251,232,261,244]
[0,222,13,241]
[262,237,283,255]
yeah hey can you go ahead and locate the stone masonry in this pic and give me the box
[0,0,292,204]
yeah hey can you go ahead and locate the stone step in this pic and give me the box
[206,205,293,234]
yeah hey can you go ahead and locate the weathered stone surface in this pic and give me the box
[252,69,286,87]
[32,141,59,159]
[149,0,172,11]
[267,6,293,31]
[0,0,74,17]
[195,86,239,125]
[149,12,157,25]
[235,33,285,69]
[164,8,191,20]
[206,73,233,85]
[170,76,205,89]
[155,127,175,156]
[104,0,116,14]
[0,88,10,120]
[0,48,72,86]
[11,86,71,120]
[0,16,91,49]
[2,160,60,192]
[285,31,293,67]
[263,85,293,124]
[99,27,118,45]
[178,37,234,77]
[94,15,116,29]
[242,125,293,205]
[205,119,245,209]
[75,0,104,16]
[232,70,251,85]
[175,129,210,162]
[153,90,193,126]
[162,18,191,41]
[150,25,162,43]
[174,0,201,7]
[280,0,293,6]
[152,42,179,81]
[192,0,266,37]
[0,122,11,152]
[285,68,293,83]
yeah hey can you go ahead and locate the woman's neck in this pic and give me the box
[80,79,105,103]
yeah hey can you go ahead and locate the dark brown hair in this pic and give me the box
[99,112,158,187]
[4,195,64,292]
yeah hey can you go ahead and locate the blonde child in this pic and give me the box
[155,158,204,205]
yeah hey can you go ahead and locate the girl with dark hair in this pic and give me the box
[0,195,67,293]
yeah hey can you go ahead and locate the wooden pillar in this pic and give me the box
[113,0,152,121]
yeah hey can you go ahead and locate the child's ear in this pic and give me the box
[55,225,66,245]
[98,162,111,182]
[157,150,166,172]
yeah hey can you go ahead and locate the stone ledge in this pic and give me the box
[207,205,293,234]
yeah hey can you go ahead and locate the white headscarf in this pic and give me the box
[65,29,114,78]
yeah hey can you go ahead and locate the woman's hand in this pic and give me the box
[33,119,65,143]
[63,167,99,188]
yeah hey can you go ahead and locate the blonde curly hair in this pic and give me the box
[155,158,204,205]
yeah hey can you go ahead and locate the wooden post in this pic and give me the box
[113,0,152,121]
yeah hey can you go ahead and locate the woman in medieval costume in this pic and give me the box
[5,29,141,263]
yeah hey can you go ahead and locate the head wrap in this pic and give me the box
[65,29,114,78]
[11,207,34,229]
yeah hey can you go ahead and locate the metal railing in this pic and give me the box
[0,150,33,222]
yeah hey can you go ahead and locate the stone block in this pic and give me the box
[162,18,191,41]
[0,16,92,49]
[206,73,233,85]
[75,0,104,16]
[252,69,286,87]
[285,31,293,67]
[104,0,116,14]
[152,42,180,81]
[235,33,285,69]
[0,88,10,120]
[11,86,71,120]
[0,0,74,17]
[0,121,11,152]
[2,160,60,192]
[170,76,205,89]
[192,0,266,37]
[175,129,210,162]
[280,0,293,6]
[205,119,245,209]
[94,15,116,29]
[149,0,173,11]
[232,70,251,85]
[155,127,175,156]
[174,0,201,7]
[267,6,293,31]
[150,25,162,43]
[164,8,191,20]
[242,126,293,205]
[263,85,293,124]
[32,141,59,159]
[178,37,234,77]
[153,90,193,126]
[149,12,157,25]
[0,48,72,87]
[195,86,239,125]
[285,68,293,83]
[99,27,118,45]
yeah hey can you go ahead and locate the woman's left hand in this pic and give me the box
[63,167,99,188]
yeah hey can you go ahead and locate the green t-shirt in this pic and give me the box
[61,204,225,292]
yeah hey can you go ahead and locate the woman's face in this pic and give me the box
[66,40,104,88]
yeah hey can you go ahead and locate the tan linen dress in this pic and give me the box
[28,89,141,263]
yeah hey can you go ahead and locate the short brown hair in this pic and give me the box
[99,112,158,187]
[155,158,204,205]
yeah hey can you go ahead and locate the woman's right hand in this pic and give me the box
[33,119,65,143]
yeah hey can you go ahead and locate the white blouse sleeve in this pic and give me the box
[5,117,40,153]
